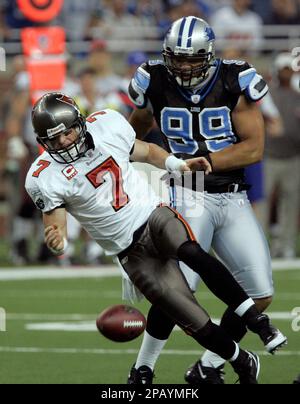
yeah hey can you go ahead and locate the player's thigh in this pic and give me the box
[173,188,214,249]
[178,208,214,291]
[122,252,210,332]
[171,187,215,291]
[212,193,273,298]
[148,206,197,257]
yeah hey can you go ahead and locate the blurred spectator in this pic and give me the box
[266,0,300,25]
[90,0,144,40]
[210,0,263,52]
[56,0,99,41]
[158,0,207,38]
[88,39,124,95]
[4,56,80,265]
[175,0,207,18]
[251,0,273,23]
[262,53,300,258]
[0,0,37,40]
[244,92,283,223]
[128,0,162,24]
[74,66,128,117]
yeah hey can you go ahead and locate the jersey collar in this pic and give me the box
[176,59,222,104]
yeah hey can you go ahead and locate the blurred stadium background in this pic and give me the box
[0,0,299,384]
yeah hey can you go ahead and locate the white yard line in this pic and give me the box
[272,259,300,270]
[0,259,299,281]
[4,311,297,323]
[23,312,296,332]
[0,266,119,280]
[0,346,299,356]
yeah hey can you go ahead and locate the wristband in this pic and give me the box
[165,155,186,173]
[48,237,68,256]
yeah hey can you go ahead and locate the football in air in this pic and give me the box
[96,304,146,342]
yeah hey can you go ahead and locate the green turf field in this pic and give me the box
[0,267,299,384]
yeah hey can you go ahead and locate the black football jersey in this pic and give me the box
[129,58,267,190]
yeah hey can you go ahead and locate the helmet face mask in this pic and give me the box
[162,17,216,88]
[38,121,87,164]
[163,49,214,88]
[32,93,88,164]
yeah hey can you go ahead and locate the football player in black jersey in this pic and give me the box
[126,17,282,384]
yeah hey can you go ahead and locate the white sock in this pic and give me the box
[201,350,226,369]
[229,342,240,362]
[234,298,255,317]
[135,331,168,371]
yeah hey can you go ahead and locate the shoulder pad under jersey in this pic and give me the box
[128,63,151,108]
[238,67,268,101]
[148,59,164,66]
[222,59,268,101]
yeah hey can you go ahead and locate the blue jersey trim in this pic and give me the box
[238,69,257,91]
[134,69,150,92]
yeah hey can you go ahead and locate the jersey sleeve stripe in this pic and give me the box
[134,67,151,92]
[238,68,257,91]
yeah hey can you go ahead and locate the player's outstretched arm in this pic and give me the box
[43,208,68,256]
[131,139,212,174]
[209,95,265,172]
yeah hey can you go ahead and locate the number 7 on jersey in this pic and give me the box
[86,157,129,211]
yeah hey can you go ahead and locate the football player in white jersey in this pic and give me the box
[25,93,286,384]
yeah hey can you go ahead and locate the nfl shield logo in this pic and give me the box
[191,94,201,104]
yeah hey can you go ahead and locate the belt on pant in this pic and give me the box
[204,183,251,194]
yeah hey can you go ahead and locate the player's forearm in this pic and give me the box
[145,143,170,169]
[209,140,264,172]
[43,209,68,255]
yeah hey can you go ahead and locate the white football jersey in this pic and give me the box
[25,109,160,255]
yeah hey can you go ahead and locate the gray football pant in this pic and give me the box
[119,206,211,334]
[172,189,273,298]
